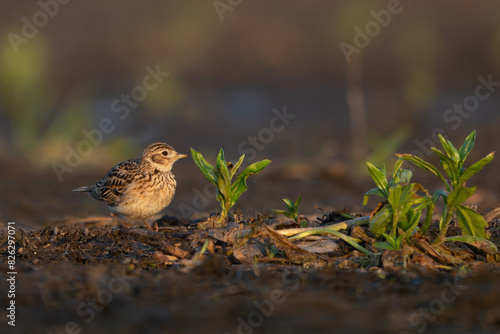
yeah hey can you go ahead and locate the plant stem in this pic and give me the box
[215,201,232,226]
[216,211,227,226]
[193,238,210,261]
[421,202,435,234]
[434,207,453,244]
[391,217,397,239]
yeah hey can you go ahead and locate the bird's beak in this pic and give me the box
[177,153,188,159]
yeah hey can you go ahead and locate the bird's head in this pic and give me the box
[142,142,187,172]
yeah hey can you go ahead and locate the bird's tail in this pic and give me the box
[72,185,93,192]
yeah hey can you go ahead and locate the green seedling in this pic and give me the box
[273,194,307,227]
[266,244,283,258]
[191,148,271,227]
[397,130,494,244]
[364,159,433,250]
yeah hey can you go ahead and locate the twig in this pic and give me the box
[277,216,370,237]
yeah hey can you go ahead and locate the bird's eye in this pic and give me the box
[162,151,169,156]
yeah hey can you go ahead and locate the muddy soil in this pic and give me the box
[2,159,500,334]
[2,212,500,334]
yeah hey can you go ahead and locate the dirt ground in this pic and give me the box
[2,160,500,334]
[2,212,500,334]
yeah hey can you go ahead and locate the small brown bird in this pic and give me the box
[73,143,187,230]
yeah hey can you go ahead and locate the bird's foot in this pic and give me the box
[142,220,154,231]
[111,213,131,228]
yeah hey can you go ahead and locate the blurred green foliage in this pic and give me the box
[0,38,97,165]
[361,127,410,175]
[0,38,176,168]
[0,38,54,153]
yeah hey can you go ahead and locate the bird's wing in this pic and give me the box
[89,159,141,206]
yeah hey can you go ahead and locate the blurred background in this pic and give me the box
[1,0,500,227]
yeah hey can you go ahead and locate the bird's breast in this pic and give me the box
[113,172,177,220]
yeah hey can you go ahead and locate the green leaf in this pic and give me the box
[392,166,412,186]
[438,134,460,163]
[398,169,413,185]
[214,149,232,208]
[369,206,392,237]
[447,185,476,208]
[216,149,231,183]
[387,185,404,215]
[190,148,216,185]
[396,154,448,185]
[387,184,417,226]
[444,235,497,254]
[216,174,230,205]
[363,188,387,205]
[392,158,404,175]
[431,148,459,186]
[278,194,302,220]
[381,233,405,250]
[273,209,293,219]
[230,154,246,179]
[456,205,487,238]
[374,242,397,250]
[366,162,389,196]
[395,233,405,249]
[230,159,271,207]
[401,207,423,236]
[391,159,405,184]
[458,130,476,167]
[381,233,395,246]
[294,194,302,209]
[458,152,495,185]
[282,198,295,212]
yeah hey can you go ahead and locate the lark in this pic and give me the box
[73,143,187,230]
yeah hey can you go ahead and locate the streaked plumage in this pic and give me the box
[73,143,187,230]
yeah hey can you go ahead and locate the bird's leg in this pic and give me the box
[142,220,153,231]
[110,212,130,228]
